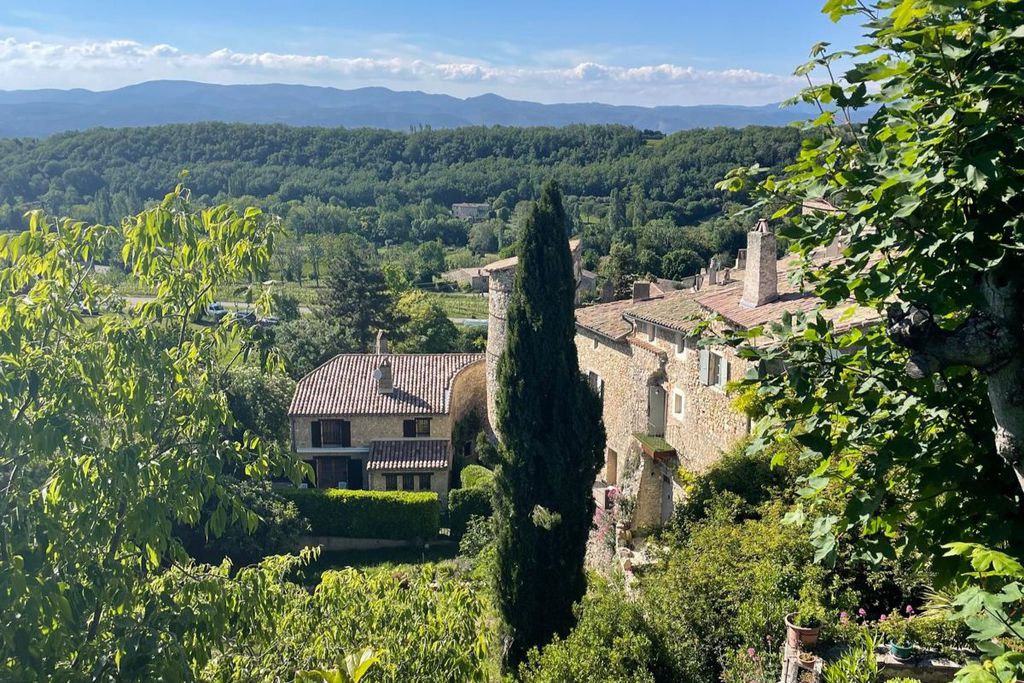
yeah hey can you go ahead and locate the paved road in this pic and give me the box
[122,294,487,327]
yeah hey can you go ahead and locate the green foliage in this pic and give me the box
[460,464,495,490]
[448,487,493,540]
[197,559,488,682]
[320,234,399,351]
[0,186,307,680]
[520,580,663,683]
[493,181,606,667]
[823,631,882,683]
[273,317,357,379]
[673,438,804,525]
[180,479,310,565]
[281,488,440,540]
[225,364,296,445]
[719,0,1024,572]
[392,289,461,353]
[640,503,815,681]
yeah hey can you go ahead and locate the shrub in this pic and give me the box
[459,463,495,489]
[281,488,439,540]
[180,480,311,565]
[448,486,492,540]
[520,580,664,683]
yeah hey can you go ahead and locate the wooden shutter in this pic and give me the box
[718,356,729,387]
[698,350,711,385]
[403,419,416,437]
[310,420,322,448]
[340,420,351,447]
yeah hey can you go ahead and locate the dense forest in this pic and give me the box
[0,122,801,232]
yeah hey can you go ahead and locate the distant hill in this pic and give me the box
[0,80,829,138]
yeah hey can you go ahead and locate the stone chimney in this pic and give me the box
[374,358,393,394]
[735,248,747,271]
[376,330,389,354]
[632,281,651,303]
[707,256,719,286]
[740,219,779,308]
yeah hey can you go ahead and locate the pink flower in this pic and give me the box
[840,611,849,623]
[905,605,915,615]
[858,608,867,617]
[748,647,756,658]
[879,614,888,621]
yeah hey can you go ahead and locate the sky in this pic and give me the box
[0,1,868,106]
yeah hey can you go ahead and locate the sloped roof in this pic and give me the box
[622,290,702,333]
[367,439,449,471]
[483,238,582,273]
[289,353,484,417]
[574,298,636,341]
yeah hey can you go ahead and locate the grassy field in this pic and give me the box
[427,292,488,319]
[294,542,460,584]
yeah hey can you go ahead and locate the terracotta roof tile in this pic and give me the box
[367,439,449,471]
[623,289,702,333]
[289,353,483,416]
[574,298,636,341]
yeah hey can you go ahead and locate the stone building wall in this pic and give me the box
[292,413,453,450]
[485,268,514,433]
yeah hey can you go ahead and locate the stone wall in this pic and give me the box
[292,413,453,450]
[485,268,514,433]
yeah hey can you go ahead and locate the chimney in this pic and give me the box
[739,219,779,308]
[707,256,719,286]
[735,249,747,271]
[374,358,394,394]
[375,330,389,354]
[632,281,651,303]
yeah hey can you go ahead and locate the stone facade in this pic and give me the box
[366,467,451,506]
[484,267,514,433]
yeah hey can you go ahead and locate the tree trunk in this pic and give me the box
[887,267,1024,493]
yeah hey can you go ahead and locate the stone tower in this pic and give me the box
[740,219,779,308]
[483,239,582,435]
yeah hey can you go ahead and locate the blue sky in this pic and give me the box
[0,2,868,105]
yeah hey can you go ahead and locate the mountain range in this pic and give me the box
[0,80,829,138]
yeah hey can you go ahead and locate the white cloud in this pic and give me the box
[0,36,802,106]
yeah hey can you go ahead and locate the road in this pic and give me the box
[121,295,487,327]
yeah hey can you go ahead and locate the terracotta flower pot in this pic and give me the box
[785,612,821,649]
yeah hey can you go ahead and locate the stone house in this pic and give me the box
[441,267,489,292]
[452,202,491,222]
[575,219,878,529]
[288,337,485,507]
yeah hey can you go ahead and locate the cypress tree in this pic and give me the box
[493,180,605,668]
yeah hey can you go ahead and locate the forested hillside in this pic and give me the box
[0,123,802,233]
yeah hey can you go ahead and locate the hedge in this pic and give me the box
[448,486,493,540]
[459,464,495,490]
[281,488,440,540]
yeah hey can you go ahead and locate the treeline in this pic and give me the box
[0,122,802,233]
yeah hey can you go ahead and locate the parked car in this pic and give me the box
[257,316,280,328]
[223,310,257,327]
[205,302,227,321]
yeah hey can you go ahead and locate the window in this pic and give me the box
[403,418,431,437]
[402,474,415,491]
[672,390,686,419]
[418,473,432,490]
[586,371,604,399]
[699,349,729,389]
[320,419,351,447]
[384,474,398,491]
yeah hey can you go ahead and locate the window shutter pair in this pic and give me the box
[310,420,322,447]
[403,419,416,437]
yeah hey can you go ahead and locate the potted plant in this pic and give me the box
[880,611,916,661]
[786,601,826,649]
